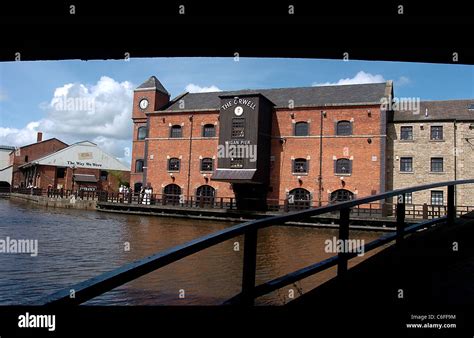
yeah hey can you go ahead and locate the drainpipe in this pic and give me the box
[187,115,194,199]
[318,110,324,206]
[143,114,150,187]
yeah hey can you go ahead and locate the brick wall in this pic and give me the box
[143,104,384,205]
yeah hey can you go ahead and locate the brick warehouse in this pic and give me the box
[6,134,130,191]
[131,76,393,210]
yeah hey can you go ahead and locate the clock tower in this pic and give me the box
[130,76,170,192]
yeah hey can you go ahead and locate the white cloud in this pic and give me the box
[313,71,386,86]
[185,83,222,93]
[0,76,134,165]
[395,76,411,87]
[0,122,39,146]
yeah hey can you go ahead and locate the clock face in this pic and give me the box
[234,106,243,116]
[139,99,149,110]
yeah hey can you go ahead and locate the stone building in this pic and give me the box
[387,100,474,206]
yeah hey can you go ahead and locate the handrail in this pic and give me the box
[37,179,474,306]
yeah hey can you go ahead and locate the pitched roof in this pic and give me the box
[393,100,474,122]
[0,145,15,151]
[160,82,391,112]
[19,140,129,171]
[19,138,68,149]
[136,76,169,96]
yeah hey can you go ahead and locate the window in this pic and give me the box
[56,167,66,179]
[430,126,443,140]
[24,155,29,162]
[400,126,413,140]
[170,125,182,138]
[292,158,308,173]
[168,158,180,171]
[431,191,444,205]
[330,189,354,203]
[294,122,309,136]
[230,158,244,168]
[288,188,311,210]
[336,120,352,136]
[405,192,413,204]
[202,124,215,137]
[231,118,245,138]
[163,184,182,205]
[335,158,351,174]
[430,157,443,172]
[196,185,216,206]
[137,126,147,140]
[201,158,214,172]
[400,157,413,172]
[100,170,108,181]
[135,160,144,173]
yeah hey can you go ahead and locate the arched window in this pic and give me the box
[137,126,147,140]
[200,158,214,172]
[163,184,182,205]
[294,121,309,136]
[335,158,351,174]
[336,120,352,135]
[196,185,216,207]
[168,158,180,171]
[292,158,308,173]
[170,125,182,138]
[135,160,144,173]
[330,189,354,203]
[202,124,216,137]
[288,188,311,210]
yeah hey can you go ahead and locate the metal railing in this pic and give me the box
[37,179,474,306]
[9,187,473,220]
[10,187,101,200]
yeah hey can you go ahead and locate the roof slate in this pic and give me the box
[393,100,474,122]
[136,76,170,96]
[161,82,390,112]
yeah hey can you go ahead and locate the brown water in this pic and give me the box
[0,198,387,305]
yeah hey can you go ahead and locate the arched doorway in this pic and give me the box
[330,189,354,203]
[196,185,216,207]
[134,182,142,193]
[288,188,311,210]
[163,184,182,205]
[0,181,10,193]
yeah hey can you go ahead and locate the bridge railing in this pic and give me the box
[37,179,474,306]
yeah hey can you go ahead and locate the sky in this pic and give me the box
[0,57,473,166]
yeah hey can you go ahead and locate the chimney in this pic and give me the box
[37,132,43,143]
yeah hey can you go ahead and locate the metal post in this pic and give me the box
[447,185,455,226]
[396,194,405,244]
[241,228,258,305]
[337,207,350,277]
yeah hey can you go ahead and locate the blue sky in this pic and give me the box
[0,57,473,163]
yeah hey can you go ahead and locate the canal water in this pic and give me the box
[0,197,386,305]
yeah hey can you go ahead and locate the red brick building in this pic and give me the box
[10,133,68,188]
[131,76,393,210]
[12,135,130,192]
